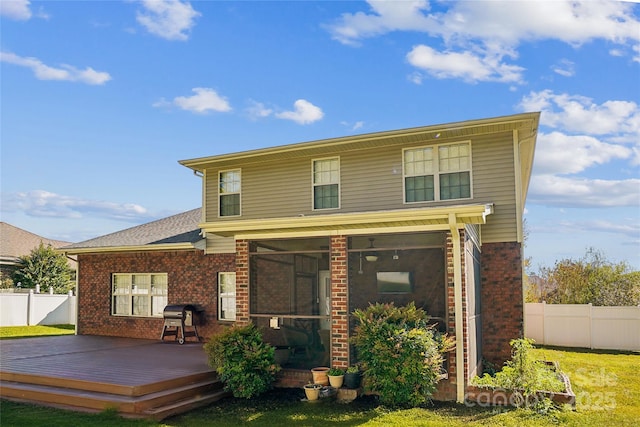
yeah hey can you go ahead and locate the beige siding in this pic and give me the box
[471,132,517,243]
[205,233,236,254]
[204,131,518,243]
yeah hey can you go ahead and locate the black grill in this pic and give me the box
[160,304,203,344]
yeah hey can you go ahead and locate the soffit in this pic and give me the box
[201,204,494,239]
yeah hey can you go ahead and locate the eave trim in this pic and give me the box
[201,204,494,238]
[59,242,199,255]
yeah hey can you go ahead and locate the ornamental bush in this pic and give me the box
[351,302,453,408]
[204,323,280,399]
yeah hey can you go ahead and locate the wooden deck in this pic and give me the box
[0,335,229,419]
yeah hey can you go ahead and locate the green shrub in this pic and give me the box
[346,365,360,374]
[204,323,280,399]
[351,302,453,408]
[472,338,565,410]
[328,367,344,376]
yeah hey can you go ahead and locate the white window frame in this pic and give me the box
[219,169,241,217]
[312,157,341,210]
[111,273,168,318]
[218,272,236,321]
[403,141,472,204]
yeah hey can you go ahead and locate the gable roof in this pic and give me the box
[1,222,72,265]
[60,209,204,254]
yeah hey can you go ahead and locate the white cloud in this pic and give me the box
[552,59,575,77]
[327,1,639,85]
[406,45,524,83]
[1,190,153,222]
[0,51,111,85]
[534,132,631,175]
[328,1,640,49]
[275,99,324,125]
[340,120,365,131]
[245,100,273,120]
[528,175,640,208]
[326,0,437,46]
[156,88,232,114]
[520,90,640,137]
[136,0,200,41]
[0,0,31,20]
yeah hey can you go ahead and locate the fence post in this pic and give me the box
[27,289,33,326]
[68,290,75,325]
[541,301,546,346]
[588,303,593,349]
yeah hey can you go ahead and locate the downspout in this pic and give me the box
[449,213,465,403]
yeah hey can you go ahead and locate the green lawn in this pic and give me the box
[0,324,75,339]
[1,346,638,427]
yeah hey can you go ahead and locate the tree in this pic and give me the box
[535,248,640,306]
[12,243,73,294]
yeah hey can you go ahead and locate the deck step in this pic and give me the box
[0,376,228,420]
[0,370,216,397]
[143,389,231,420]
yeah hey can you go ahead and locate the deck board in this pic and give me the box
[0,335,213,388]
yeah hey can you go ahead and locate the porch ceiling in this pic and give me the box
[201,203,494,239]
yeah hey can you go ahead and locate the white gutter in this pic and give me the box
[449,213,465,403]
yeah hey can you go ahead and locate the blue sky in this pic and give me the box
[1,0,639,272]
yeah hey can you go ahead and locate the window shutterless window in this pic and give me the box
[112,273,167,317]
[312,157,340,210]
[403,142,471,203]
[218,272,236,321]
[219,169,241,217]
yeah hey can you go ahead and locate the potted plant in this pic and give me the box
[327,367,344,388]
[303,383,322,401]
[344,365,362,389]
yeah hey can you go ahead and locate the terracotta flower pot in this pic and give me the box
[311,367,330,386]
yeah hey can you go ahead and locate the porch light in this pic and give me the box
[365,238,378,262]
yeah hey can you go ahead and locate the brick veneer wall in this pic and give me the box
[330,235,349,369]
[480,241,524,367]
[76,250,235,340]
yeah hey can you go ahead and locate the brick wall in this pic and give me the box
[480,241,524,367]
[444,230,467,400]
[330,235,349,369]
[77,250,235,340]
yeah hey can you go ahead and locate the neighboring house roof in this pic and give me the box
[60,208,204,254]
[0,222,73,266]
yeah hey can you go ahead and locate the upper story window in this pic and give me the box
[112,273,167,317]
[312,157,340,210]
[219,169,241,217]
[403,142,471,203]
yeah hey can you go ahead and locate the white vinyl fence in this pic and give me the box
[0,290,76,327]
[525,302,640,352]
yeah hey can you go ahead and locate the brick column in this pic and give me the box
[481,241,523,367]
[235,239,250,325]
[330,235,348,369]
[445,230,468,384]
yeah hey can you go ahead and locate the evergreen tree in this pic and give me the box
[12,243,73,294]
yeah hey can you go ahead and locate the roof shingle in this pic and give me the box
[61,208,203,250]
